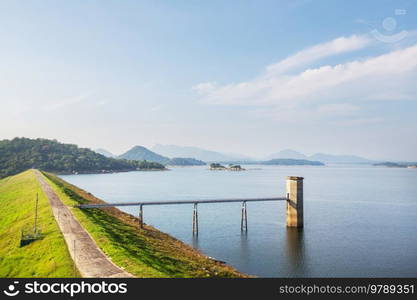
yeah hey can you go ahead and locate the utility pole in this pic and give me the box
[34,193,39,234]
[73,239,77,276]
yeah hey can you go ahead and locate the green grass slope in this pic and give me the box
[0,170,77,277]
[43,172,247,278]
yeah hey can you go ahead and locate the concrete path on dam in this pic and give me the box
[34,170,134,278]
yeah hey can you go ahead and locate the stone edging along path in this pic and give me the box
[34,170,134,278]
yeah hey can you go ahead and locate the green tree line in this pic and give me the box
[0,138,165,178]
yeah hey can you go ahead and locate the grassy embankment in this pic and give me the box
[0,170,78,277]
[42,171,246,278]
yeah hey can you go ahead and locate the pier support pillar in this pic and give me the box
[241,201,248,232]
[286,176,304,228]
[192,203,199,236]
[139,205,143,228]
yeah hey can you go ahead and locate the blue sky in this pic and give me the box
[1,0,417,160]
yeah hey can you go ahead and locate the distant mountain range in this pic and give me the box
[266,149,372,164]
[152,144,253,162]
[219,159,324,166]
[95,145,375,166]
[119,146,170,164]
[168,157,206,166]
[308,153,372,164]
[97,146,206,166]
[95,148,117,158]
[266,149,307,160]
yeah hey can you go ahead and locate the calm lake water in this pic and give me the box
[60,165,417,277]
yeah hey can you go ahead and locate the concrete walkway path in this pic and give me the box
[34,170,134,278]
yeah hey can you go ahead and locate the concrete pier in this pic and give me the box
[286,176,304,228]
[78,179,304,233]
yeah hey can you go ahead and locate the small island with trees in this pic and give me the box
[208,158,324,172]
[209,163,245,171]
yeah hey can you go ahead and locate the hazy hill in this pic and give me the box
[215,159,324,166]
[308,153,372,164]
[266,149,372,164]
[168,157,206,166]
[152,144,250,162]
[266,149,307,160]
[94,148,116,158]
[119,146,207,166]
[0,138,164,178]
[119,146,171,164]
[262,159,324,166]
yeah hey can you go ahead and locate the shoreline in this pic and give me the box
[43,171,247,278]
[54,168,169,176]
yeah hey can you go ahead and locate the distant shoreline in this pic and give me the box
[373,162,417,168]
[56,168,169,176]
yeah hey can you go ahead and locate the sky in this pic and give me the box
[1,0,417,160]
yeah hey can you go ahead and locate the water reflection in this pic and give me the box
[192,235,199,249]
[285,228,306,276]
[61,166,417,277]
[239,232,250,269]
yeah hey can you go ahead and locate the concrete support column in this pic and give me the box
[192,203,199,236]
[286,176,304,228]
[139,204,143,228]
[241,201,248,232]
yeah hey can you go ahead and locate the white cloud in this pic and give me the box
[149,105,163,112]
[265,34,372,75]
[332,117,384,126]
[247,105,381,126]
[194,41,417,108]
[192,82,218,94]
[318,103,359,115]
[42,91,94,112]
